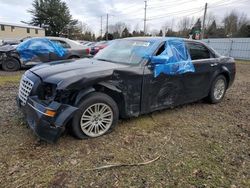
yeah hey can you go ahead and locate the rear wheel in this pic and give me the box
[207,75,227,104]
[71,92,119,139]
[2,57,20,71]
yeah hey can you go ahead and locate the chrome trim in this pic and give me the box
[18,75,34,105]
[27,102,48,116]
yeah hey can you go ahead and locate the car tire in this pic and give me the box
[2,57,21,71]
[71,92,119,139]
[207,75,227,104]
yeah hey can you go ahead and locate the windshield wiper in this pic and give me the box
[96,58,110,62]
[95,58,120,64]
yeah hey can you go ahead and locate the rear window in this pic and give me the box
[186,42,213,60]
[51,40,71,49]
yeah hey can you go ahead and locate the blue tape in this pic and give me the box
[132,38,195,77]
[151,38,195,77]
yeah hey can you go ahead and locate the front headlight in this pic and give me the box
[42,83,57,100]
[0,52,6,60]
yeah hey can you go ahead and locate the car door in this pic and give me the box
[21,39,50,65]
[141,42,185,114]
[182,41,219,102]
[49,39,70,60]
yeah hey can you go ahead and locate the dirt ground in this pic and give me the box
[0,61,249,188]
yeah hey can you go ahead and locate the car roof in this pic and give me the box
[123,36,199,43]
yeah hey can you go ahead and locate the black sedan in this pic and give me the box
[17,37,235,142]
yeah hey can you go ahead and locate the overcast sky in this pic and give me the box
[0,0,249,35]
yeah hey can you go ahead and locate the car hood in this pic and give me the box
[0,44,16,52]
[29,58,129,90]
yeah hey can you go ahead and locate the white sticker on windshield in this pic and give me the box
[132,41,151,47]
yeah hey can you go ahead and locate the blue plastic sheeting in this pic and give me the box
[151,38,195,77]
[16,38,66,62]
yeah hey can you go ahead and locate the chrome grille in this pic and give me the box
[18,75,34,105]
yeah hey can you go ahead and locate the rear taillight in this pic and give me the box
[86,48,90,55]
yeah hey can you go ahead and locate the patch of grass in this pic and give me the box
[236,60,250,64]
[0,74,21,85]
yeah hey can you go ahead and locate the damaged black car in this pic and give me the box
[17,37,236,143]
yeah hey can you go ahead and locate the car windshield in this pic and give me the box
[94,40,153,64]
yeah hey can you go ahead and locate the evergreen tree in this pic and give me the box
[122,28,130,38]
[29,0,76,36]
[207,20,217,38]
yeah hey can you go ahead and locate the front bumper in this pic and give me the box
[17,96,78,143]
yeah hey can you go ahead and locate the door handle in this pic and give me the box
[210,63,218,67]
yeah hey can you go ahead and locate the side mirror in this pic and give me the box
[150,55,170,65]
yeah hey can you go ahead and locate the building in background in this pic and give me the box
[0,22,45,43]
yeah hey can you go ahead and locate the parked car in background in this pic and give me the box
[0,37,90,71]
[90,41,110,55]
[84,41,96,47]
[76,40,89,45]
[17,37,235,142]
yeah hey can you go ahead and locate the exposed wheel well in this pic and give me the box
[93,85,126,118]
[220,72,230,88]
[72,85,126,118]
[68,55,80,59]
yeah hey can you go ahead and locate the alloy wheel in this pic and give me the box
[80,103,113,137]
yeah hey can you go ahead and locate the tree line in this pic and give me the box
[29,0,250,41]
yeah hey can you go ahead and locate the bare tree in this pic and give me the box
[223,11,238,36]
[151,29,160,36]
[177,16,195,36]
[109,22,128,37]
[134,23,140,32]
[206,13,216,28]
[178,17,195,31]
[238,12,249,29]
[77,21,91,33]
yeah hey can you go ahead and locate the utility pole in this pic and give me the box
[106,13,109,41]
[143,0,147,35]
[201,2,208,39]
[100,16,103,38]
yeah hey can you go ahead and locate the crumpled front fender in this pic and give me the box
[18,96,78,143]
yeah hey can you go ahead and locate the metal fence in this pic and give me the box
[202,38,250,60]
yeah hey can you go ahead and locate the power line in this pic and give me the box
[208,0,248,9]
[148,0,199,9]
[147,6,204,21]
[147,9,204,25]
[148,0,193,8]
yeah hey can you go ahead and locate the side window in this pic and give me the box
[51,40,71,48]
[155,43,165,56]
[186,42,213,60]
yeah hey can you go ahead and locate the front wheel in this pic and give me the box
[2,57,21,71]
[207,75,227,104]
[71,92,119,139]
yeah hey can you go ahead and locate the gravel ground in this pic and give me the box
[0,62,249,187]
